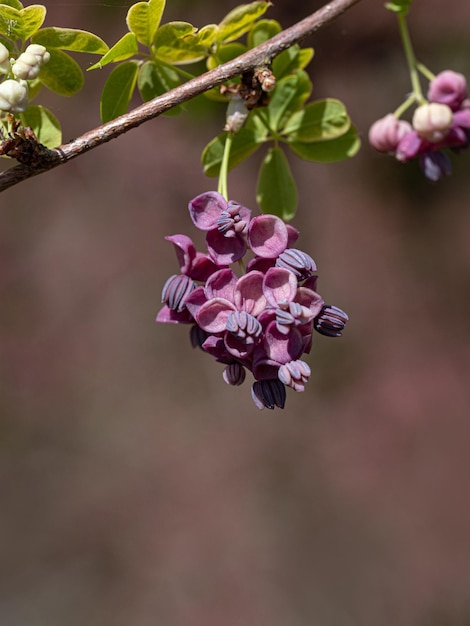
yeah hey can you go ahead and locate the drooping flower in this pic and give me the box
[157,192,348,409]
[368,68,470,181]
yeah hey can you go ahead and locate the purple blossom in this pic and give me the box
[156,192,348,409]
[369,68,470,181]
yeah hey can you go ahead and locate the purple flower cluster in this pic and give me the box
[157,191,348,410]
[369,70,470,181]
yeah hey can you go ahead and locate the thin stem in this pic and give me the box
[397,13,424,104]
[218,131,233,200]
[393,93,415,118]
[417,62,435,82]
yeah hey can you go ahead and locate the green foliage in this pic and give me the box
[0,0,24,9]
[288,125,361,162]
[0,0,360,217]
[202,128,261,177]
[257,146,297,219]
[247,18,281,48]
[37,48,83,96]
[90,0,272,122]
[0,2,109,151]
[88,32,138,69]
[100,61,139,122]
[32,27,108,54]
[153,22,206,64]
[126,0,165,46]
[282,98,350,142]
[20,103,61,147]
[0,4,45,41]
[201,57,359,220]
[216,1,270,43]
[137,59,184,114]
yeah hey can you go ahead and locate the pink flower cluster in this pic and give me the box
[157,191,348,410]
[369,70,470,181]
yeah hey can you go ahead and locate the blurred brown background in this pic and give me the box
[1,1,470,624]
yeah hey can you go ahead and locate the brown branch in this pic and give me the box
[0,0,363,193]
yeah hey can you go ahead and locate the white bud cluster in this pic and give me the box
[0,79,29,113]
[12,44,51,80]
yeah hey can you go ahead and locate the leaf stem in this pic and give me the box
[218,131,233,200]
[393,93,415,118]
[397,13,425,105]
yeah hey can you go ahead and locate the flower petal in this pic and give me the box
[295,286,324,317]
[165,234,196,275]
[156,305,193,324]
[234,271,266,316]
[263,321,304,363]
[196,297,236,333]
[206,229,247,265]
[205,268,238,302]
[248,215,289,258]
[263,267,298,307]
[190,252,222,281]
[188,191,227,231]
[183,286,207,319]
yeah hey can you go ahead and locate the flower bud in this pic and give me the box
[12,44,50,80]
[0,79,28,113]
[428,70,467,111]
[0,42,10,74]
[25,44,50,64]
[224,94,249,133]
[368,114,412,153]
[412,103,453,143]
[222,363,246,386]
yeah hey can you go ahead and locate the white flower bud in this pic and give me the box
[25,44,50,64]
[412,102,453,143]
[11,44,50,80]
[224,94,249,133]
[0,79,29,112]
[12,57,40,80]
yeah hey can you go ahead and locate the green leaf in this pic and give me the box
[32,27,108,54]
[197,23,217,47]
[288,125,361,162]
[257,146,297,220]
[88,32,138,70]
[202,128,261,177]
[217,1,270,43]
[267,71,312,132]
[272,44,314,78]
[282,98,350,142]
[126,0,165,47]
[0,4,45,40]
[246,111,269,142]
[20,104,61,148]
[297,48,314,70]
[0,5,22,39]
[20,4,46,38]
[154,21,206,64]
[0,0,23,9]
[247,19,281,48]
[37,48,83,96]
[207,42,246,69]
[100,60,139,122]
[137,59,183,114]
